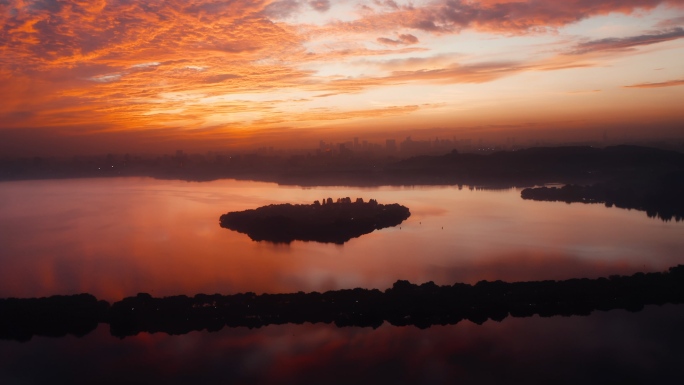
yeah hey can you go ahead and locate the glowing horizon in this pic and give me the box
[1,0,684,155]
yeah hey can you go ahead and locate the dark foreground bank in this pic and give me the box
[2,266,683,341]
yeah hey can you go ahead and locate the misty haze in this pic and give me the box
[1,0,684,384]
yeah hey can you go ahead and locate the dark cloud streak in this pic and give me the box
[569,27,684,54]
[377,33,419,45]
[327,0,684,34]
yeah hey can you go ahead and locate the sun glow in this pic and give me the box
[1,0,683,155]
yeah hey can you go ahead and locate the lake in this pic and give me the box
[1,177,683,383]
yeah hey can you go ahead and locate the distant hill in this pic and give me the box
[2,145,683,188]
[386,145,684,185]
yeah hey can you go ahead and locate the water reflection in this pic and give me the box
[3,266,682,341]
[1,305,683,384]
[2,177,683,383]
[1,178,683,301]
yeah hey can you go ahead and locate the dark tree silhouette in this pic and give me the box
[2,266,684,340]
[521,171,684,222]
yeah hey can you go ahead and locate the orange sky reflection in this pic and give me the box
[0,178,683,301]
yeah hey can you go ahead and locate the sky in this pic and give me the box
[1,0,683,156]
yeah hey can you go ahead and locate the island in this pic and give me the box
[219,198,411,244]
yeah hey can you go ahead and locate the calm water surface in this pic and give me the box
[2,305,683,384]
[1,177,683,384]
[1,177,683,300]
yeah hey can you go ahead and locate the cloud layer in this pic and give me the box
[0,0,683,154]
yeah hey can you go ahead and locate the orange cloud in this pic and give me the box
[624,79,684,88]
[310,0,684,35]
[1,0,683,155]
[387,61,527,83]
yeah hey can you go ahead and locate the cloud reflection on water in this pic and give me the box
[1,304,683,384]
[0,178,683,301]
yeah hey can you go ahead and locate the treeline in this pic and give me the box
[2,266,684,341]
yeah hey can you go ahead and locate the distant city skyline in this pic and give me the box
[1,0,683,156]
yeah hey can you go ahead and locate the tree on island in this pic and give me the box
[219,198,410,244]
